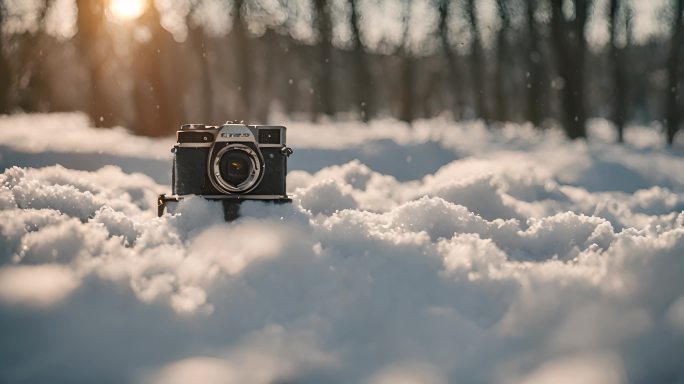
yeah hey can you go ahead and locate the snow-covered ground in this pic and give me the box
[1,113,683,383]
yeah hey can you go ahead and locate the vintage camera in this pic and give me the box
[158,122,293,218]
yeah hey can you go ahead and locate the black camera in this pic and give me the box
[158,122,293,218]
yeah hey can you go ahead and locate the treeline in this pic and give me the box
[0,0,683,144]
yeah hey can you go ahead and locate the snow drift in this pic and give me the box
[1,113,683,383]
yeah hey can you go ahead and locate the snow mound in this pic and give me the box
[1,113,684,383]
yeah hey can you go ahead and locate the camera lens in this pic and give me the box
[210,143,263,194]
[219,150,253,186]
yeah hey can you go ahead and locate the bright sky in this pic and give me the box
[108,0,148,22]
[2,0,673,50]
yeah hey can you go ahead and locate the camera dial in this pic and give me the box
[180,124,206,130]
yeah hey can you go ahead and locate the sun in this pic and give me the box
[108,0,148,22]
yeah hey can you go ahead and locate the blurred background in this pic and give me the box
[0,0,682,143]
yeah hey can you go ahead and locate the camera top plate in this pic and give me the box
[214,124,257,143]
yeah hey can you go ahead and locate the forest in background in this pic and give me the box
[0,0,682,144]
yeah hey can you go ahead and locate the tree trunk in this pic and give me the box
[609,0,630,143]
[132,4,181,136]
[312,0,334,120]
[666,0,684,146]
[399,55,415,123]
[350,0,374,122]
[13,1,52,113]
[525,0,543,127]
[188,23,213,121]
[75,0,114,127]
[398,0,414,124]
[255,29,277,123]
[437,0,464,119]
[0,3,10,113]
[232,0,252,120]
[494,0,509,122]
[281,37,297,116]
[550,0,590,140]
[466,0,487,121]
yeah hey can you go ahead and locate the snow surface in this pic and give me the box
[1,113,684,383]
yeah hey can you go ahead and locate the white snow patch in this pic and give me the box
[0,264,79,307]
[0,113,683,383]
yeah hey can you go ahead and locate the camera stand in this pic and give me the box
[157,194,292,221]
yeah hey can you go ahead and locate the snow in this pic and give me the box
[0,112,683,383]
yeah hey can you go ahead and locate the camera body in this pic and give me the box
[171,123,291,199]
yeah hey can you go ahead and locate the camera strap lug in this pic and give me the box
[280,146,293,157]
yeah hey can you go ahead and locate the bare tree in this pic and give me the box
[466,0,487,120]
[253,28,277,123]
[187,5,213,121]
[5,0,684,133]
[550,0,591,139]
[494,0,510,122]
[0,2,10,113]
[609,0,632,142]
[312,0,334,119]
[349,0,374,121]
[437,0,464,119]
[132,4,182,136]
[231,0,252,119]
[666,0,684,146]
[398,0,415,123]
[75,0,114,127]
[5,0,53,112]
[525,0,544,127]
[273,1,301,117]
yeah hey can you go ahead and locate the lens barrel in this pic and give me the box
[210,144,263,193]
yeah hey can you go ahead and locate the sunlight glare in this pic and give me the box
[108,0,147,22]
